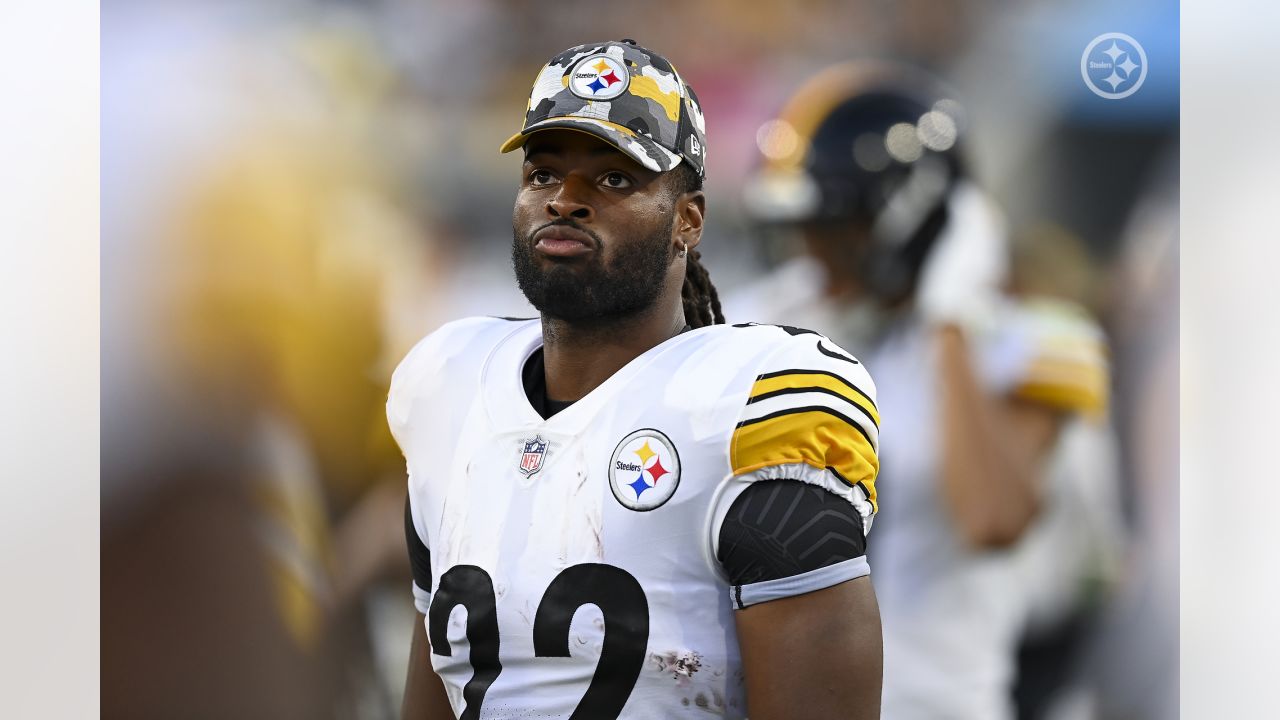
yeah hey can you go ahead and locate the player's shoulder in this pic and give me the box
[388,316,536,428]
[994,297,1108,415]
[716,322,881,517]
[720,322,878,403]
[392,316,534,381]
[688,320,879,444]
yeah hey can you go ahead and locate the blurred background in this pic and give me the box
[101,0,1177,717]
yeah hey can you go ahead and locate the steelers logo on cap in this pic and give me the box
[569,53,630,101]
[609,429,681,511]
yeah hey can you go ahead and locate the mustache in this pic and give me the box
[527,218,603,247]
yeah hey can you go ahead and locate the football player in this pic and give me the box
[391,41,882,719]
[732,63,1110,719]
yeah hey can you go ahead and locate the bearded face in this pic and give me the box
[509,130,691,325]
[511,212,675,323]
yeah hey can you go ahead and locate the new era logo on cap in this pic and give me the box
[499,40,708,178]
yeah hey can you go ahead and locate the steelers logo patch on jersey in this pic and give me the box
[568,53,630,100]
[609,428,681,511]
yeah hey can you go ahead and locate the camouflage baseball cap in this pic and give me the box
[500,40,707,177]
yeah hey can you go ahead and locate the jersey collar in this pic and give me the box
[481,319,706,436]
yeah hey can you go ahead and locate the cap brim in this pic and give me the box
[499,117,682,174]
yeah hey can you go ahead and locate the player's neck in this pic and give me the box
[539,303,687,403]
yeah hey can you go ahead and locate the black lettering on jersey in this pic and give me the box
[427,563,650,719]
[429,566,502,719]
[732,321,822,337]
[816,338,860,365]
[534,564,650,718]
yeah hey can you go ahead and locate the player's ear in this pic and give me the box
[674,190,705,252]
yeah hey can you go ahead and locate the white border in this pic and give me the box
[0,0,100,715]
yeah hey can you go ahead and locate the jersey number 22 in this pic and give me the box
[429,563,649,719]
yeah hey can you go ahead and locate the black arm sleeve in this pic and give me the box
[404,495,432,592]
[716,480,867,587]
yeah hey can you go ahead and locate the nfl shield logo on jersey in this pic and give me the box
[518,436,549,476]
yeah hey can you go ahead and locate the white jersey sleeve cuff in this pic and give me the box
[411,581,431,616]
[731,555,870,610]
[710,462,876,559]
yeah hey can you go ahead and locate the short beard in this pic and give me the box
[512,213,676,324]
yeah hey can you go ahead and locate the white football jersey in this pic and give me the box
[389,317,879,719]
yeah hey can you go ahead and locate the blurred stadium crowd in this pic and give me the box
[102,0,1177,717]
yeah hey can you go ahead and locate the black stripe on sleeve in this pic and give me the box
[404,495,432,592]
[857,481,873,506]
[754,368,877,411]
[717,481,867,587]
[826,465,864,492]
[735,404,875,447]
[745,385,880,429]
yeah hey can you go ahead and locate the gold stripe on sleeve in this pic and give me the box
[731,408,879,512]
[1014,358,1108,415]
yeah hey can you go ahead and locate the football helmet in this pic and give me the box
[745,62,969,303]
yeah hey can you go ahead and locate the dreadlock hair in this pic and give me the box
[669,163,725,328]
[682,248,723,328]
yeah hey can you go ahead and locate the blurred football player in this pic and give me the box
[393,40,883,719]
[732,63,1109,720]
[102,10,434,715]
